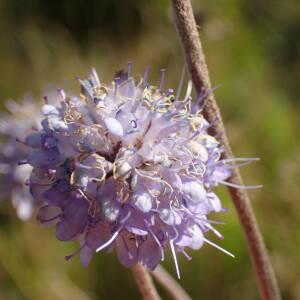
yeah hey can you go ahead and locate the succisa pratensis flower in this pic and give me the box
[22,63,260,276]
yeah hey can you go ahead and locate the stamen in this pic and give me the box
[182,250,192,261]
[197,84,222,110]
[76,77,83,84]
[219,180,263,189]
[96,230,120,252]
[221,158,260,163]
[204,115,220,130]
[159,69,166,91]
[119,210,132,224]
[143,66,150,86]
[175,96,191,110]
[65,244,86,261]
[184,80,193,102]
[205,223,224,239]
[16,138,27,146]
[40,214,61,224]
[25,180,51,187]
[96,210,132,253]
[165,88,174,97]
[221,160,258,168]
[114,78,120,96]
[175,64,186,101]
[152,88,174,106]
[203,238,235,258]
[148,228,165,261]
[122,235,134,259]
[195,216,225,225]
[179,129,201,144]
[91,67,101,86]
[75,162,93,170]
[170,240,181,279]
[127,61,133,77]
[57,89,66,100]
[197,87,206,99]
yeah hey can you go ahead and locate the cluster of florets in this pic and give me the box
[0,98,42,220]
[21,65,254,276]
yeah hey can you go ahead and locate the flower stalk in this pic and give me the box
[151,265,192,300]
[170,0,281,299]
[132,264,161,300]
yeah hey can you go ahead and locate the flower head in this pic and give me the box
[0,97,43,220]
[23,65,257,276]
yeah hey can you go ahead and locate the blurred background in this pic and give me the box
[0,0,299,299]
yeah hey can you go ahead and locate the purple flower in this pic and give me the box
[0,98,43,220]
[23,65,260,276]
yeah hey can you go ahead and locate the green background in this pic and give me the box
[0,0,299,299]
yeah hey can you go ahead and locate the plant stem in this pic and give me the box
[132,264,161,300]
[170,0,281,299]
[151,265,192,300]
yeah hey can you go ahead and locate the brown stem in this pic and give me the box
[132,264,161,300]
[170,0,281,299]
[151,265,192,300]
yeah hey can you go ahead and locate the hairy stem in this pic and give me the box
[132,264,161,300]
[151,265,192,300]
[170,0,281,299]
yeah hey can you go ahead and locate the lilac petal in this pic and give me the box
[104,117,124,136]
[207,191,222,212]
[138,234,162,270]
[175,224,204,250]
[210,168,232,182]
[159,208,182,226]
[100,198,122,222]
[43,180,72,207]
[97,179,122,221]
[132,191,152,213]
[161,169,182,191]
[42,115,69,132]
[115,233,138,268]
[123,209,150,236]
[25,133,44,148]
[41,104,59,115]
[86,221,113,251]
[56,197,89,241]
[170,240,180,279]
[80,244,94,267]
[29,169,51,203]
[182,181,206,208]
[118,79,136,98]
[39,205,61,227]
[28,149,62,168]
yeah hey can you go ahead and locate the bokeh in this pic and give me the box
[0,0,299,299]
